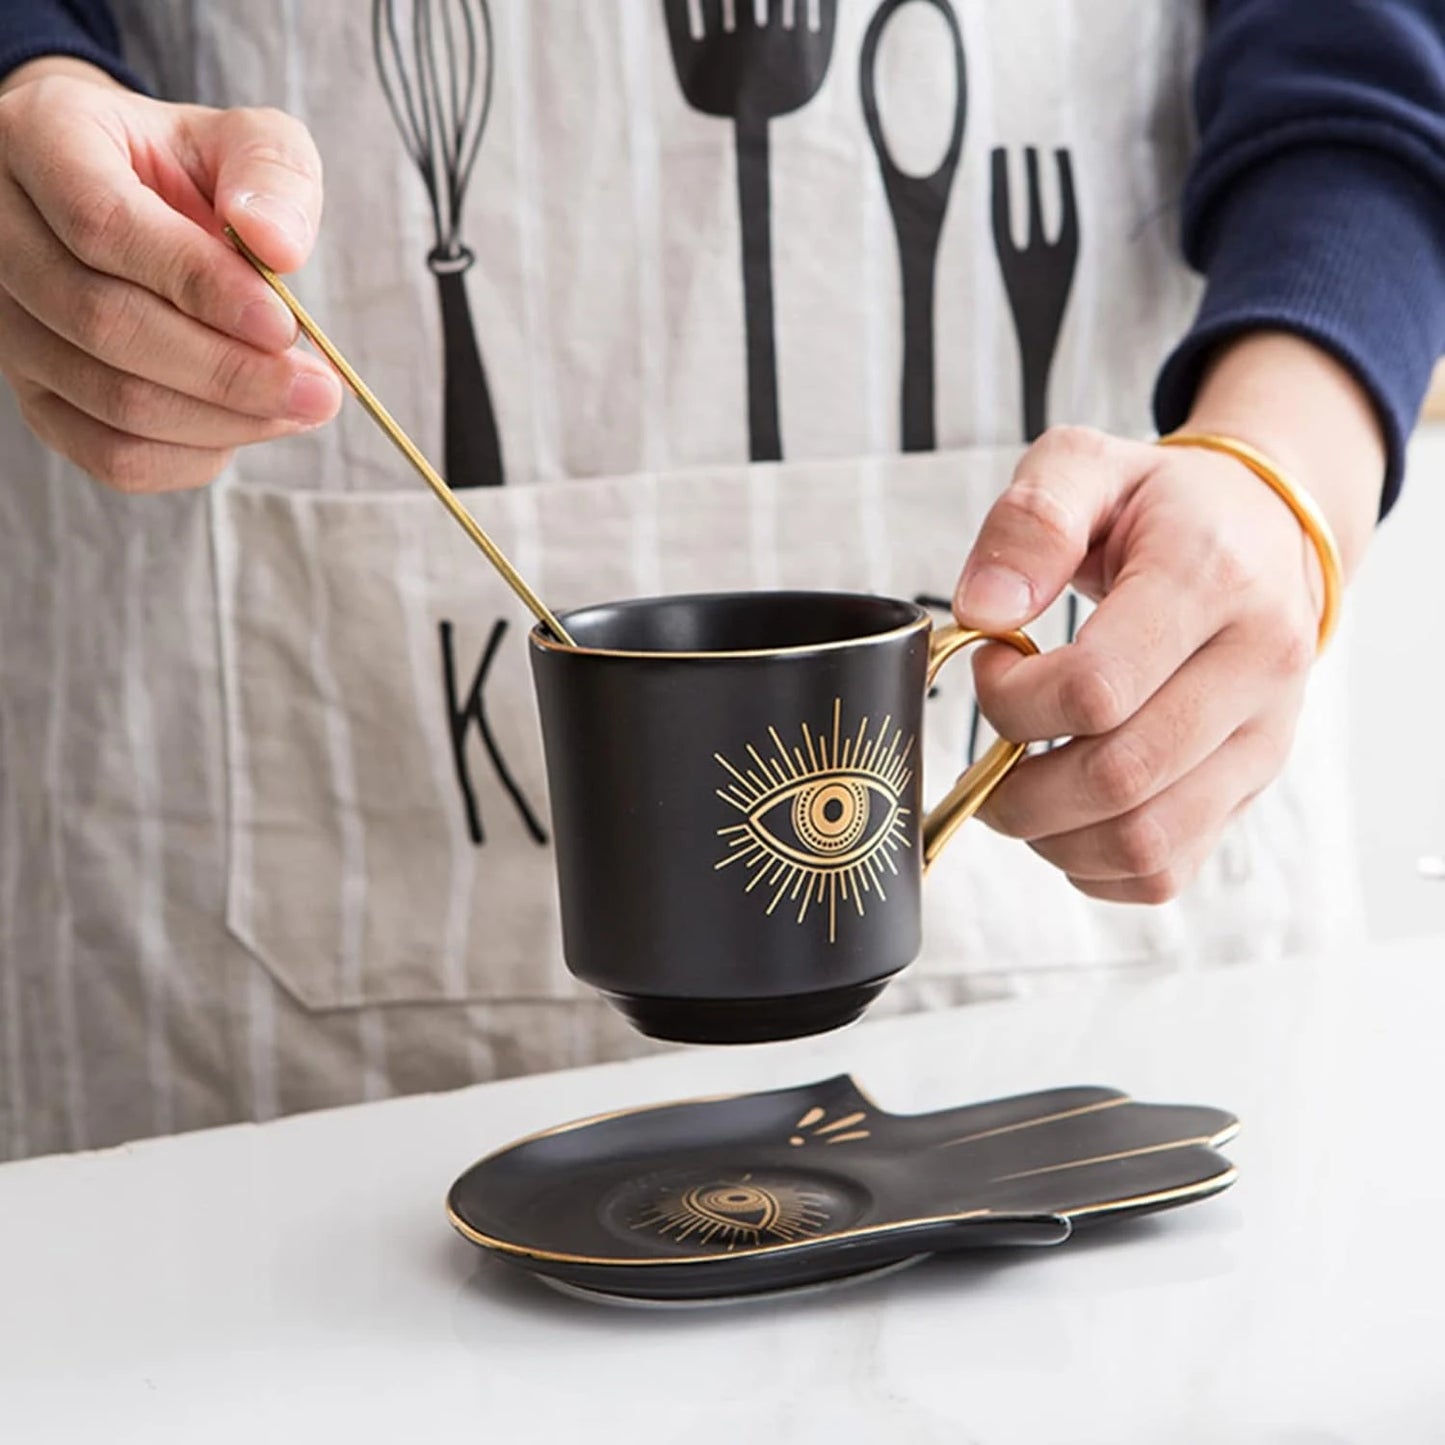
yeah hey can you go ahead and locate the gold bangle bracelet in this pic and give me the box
[1157,431,1343,653]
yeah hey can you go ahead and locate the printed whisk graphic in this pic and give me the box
[374,0,505,488]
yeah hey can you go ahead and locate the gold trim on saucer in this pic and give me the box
[455,1088,747,1161]
[932,1094,1129,1149]
[993,1127,1242,1183]
[1068,1168,1239,1219]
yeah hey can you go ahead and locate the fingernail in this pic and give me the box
[287,369,342,422]
[957,564,1033,627]
[234,191,311,252]
[235,295,296,351]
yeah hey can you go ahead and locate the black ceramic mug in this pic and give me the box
[529,592,1036,1045]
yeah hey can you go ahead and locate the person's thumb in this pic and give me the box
[191,106,324,273]
[954,428,1150,629]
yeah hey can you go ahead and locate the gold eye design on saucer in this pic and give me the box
[714,700,914,942]
[631,1175,832,1250]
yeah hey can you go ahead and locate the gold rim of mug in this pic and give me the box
[528,597,932,661]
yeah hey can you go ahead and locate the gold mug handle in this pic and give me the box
[922,624,1040,872]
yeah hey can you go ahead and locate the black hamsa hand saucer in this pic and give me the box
[446,1076,1238,1302]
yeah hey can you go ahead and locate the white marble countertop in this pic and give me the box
[2,934,1443,1444]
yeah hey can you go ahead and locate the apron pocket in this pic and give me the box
[212,478,580,1010]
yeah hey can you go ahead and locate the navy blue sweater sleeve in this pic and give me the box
[0,0,140,91]
[1155,0,1445,515]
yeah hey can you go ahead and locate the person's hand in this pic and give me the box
[953,332,1385,903]
[0,58,341,492]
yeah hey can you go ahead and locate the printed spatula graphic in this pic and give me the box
[663,0,839,462]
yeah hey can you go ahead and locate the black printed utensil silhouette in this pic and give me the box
[662,0,839,463]
[374,0,504,488]
[991,146,1078,446]
[962,147,1081,764]
[860,0,966,452]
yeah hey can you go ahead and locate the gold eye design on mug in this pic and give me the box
[631,1174,832,1250]
[714,699,914,943]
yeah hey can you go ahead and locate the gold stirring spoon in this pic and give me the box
[224,224,576,647]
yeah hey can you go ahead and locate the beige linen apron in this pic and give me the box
[0,0,1361,1160]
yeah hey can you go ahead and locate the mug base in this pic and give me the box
[604,977,896,1045]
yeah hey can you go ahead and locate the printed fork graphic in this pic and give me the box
[991,146,1079,446]
[963,147,1081,764]
[663,0,839,462]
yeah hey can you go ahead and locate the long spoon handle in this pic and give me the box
[224,225,574,647]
